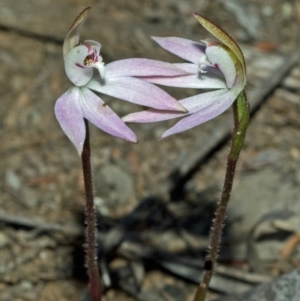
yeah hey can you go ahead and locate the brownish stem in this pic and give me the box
[81,118,102,301]
[193,92,250,301]
[194,154,238,301]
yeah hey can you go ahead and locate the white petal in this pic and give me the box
[179,89,229,113]
[205,45,236,88]
[83,40,102,54]
[64,45,93,86]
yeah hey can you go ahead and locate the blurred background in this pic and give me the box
[1,0,300,300]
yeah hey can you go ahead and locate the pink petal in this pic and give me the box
[205,45,236,88]
[79,88,137,143]
[122,89,228,123]
[152,37,206,64]
[122,109,188,123]
[105,59,190,78]
[140,63,226,89]
[161,90,237,138]
[87,76,186,112]
[64,45,93,86]
[54,87,85,154]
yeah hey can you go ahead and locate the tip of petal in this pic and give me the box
[160,131,173,140]
[171,102,188,113]
[132,137,139,144]
[158,135,167,141]
[69,7,91,32]
[158,100,188,113]
[127,133,139,144]
[76,142,84,156]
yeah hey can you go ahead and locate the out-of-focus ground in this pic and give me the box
[1,0,300,300]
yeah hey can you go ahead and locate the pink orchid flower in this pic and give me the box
[123,14,247,139]
[55,8,187,154]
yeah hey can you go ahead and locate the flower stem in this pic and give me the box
[81,118,102,301]
[193,91,250,301]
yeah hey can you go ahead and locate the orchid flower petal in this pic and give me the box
[206,45,236,88]
[105,59,190,78]
[63,7,91,57]
[64,45,93,86]
[180,89,229,113]
[174,62,226,84]
[122,89,228,123]
[122,108,188,123]
[55,87,85,154]
[161,90,237,138]
[172,63,223,77]
[140,74,225,89]
[193,13,246,77]
[83,40,101,54]
[79,88,137,143]
[140,63,226,89]
[152,37,206,64]
[87,76,186,112]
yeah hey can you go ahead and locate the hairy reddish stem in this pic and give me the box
[194,91,250,301]
[81,118,102,301]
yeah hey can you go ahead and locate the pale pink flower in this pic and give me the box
[123,14,246,139]
[55,8,187,153]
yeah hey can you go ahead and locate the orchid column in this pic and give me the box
[123,14,250,301]
[55,7,187,301]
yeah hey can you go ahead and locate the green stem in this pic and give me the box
[81,118,102,301]
[193,91,250,301]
